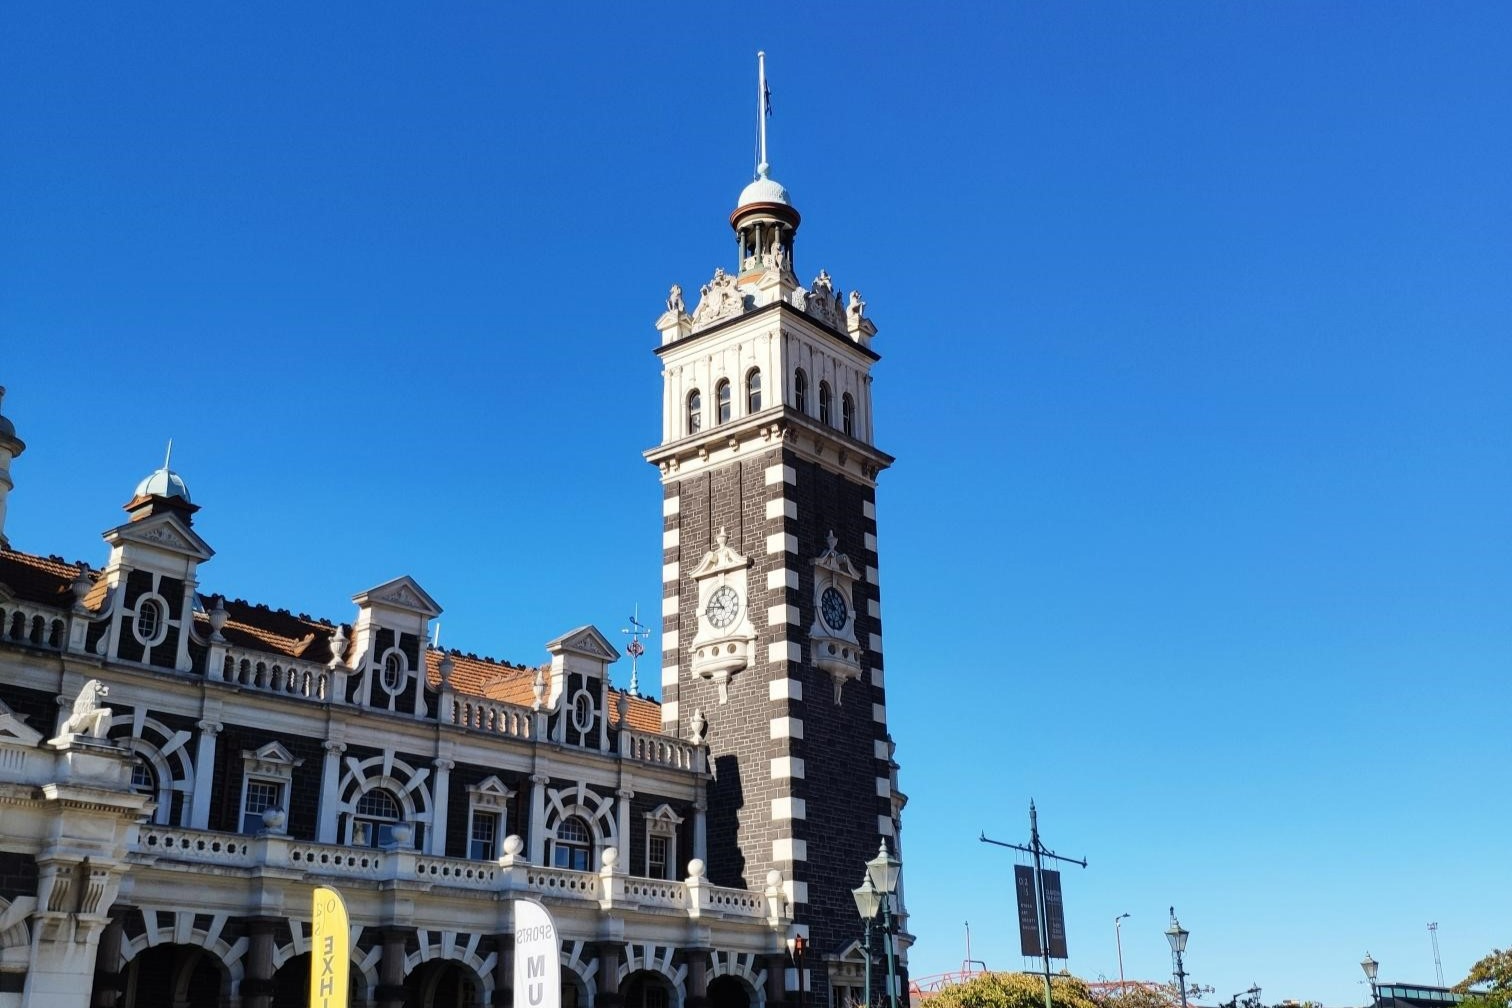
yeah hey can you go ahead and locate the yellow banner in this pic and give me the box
[310,886,350,1008]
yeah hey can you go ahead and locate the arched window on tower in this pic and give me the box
[746,369,762,413]
[351,787,404,848]
[716,380,732,424]
[794,369,808,414]
[842,393,855,436]
[687,390,702,435]
[819,381,833,426]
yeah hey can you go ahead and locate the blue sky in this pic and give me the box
[3,3,1509,1005]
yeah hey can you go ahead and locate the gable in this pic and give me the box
[353,576,442,618]
[546,625,619,661]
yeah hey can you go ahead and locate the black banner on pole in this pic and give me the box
[1014,865,1040,957]
[1043,869,1068,958]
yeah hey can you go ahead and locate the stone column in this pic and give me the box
[764,953,790,1008]
[241,917,279,1008]
[429,758,454,856]
[593,943,624,1008]
[89,909,127,1008]
[188,720,221,829]
[682,948,710,1008]
[691,799,707,865]
[317,742,346,843]
[614,788,632,867]
[375,928,409,1008]
[491,934,513,1008]
[528,774,549,865]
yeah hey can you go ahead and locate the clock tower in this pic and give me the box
[645,69,907,1005]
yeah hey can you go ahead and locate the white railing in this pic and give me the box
[699,884,765,918]
[128,828,772,922]
[135,826,256,867]
[624,877,687,910]
[218,646,331,701]
[447,697,534,739]
[525,866,601,899]
[0,600,66,650]
[619,729,699,771]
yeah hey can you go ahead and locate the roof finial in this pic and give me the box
[756,51,771,179]
[163,438,174,471]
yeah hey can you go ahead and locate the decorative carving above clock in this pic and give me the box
[687,528,757,703]
[809,531,863,703]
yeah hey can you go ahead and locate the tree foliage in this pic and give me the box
[1092,983,1184,1008]
[1457,949,1512,996]
[930,973,1100,1008]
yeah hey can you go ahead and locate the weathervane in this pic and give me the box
[621,606,649,698]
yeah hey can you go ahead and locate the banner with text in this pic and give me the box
[1042,869,1068,959]
[1014,865,1040,957]
[310,886,350,1008]
[515,898,561,1008]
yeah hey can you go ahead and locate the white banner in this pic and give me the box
[514,898,561,1008]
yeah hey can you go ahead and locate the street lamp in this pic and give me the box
[853,839,902,1008]
[1166,908,1190,1008]
[1115,914,1131,993]
[1361,953,1379,1008]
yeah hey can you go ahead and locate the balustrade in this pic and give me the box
[447,697,534,739]
[218,646,330,701]
[619,728,699,770]
[0,601,65,650]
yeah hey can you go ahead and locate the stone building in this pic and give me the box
[0,146,908,1008]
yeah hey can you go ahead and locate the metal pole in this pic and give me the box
[1175,949,1189,1008]
[1115,915,1129,993]
[1031,802,1053,1008]
[862,919,873,1008]
[882,901,899,1008]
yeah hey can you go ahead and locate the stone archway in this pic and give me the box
[623,969,677,1008]
[404,958,484,1008]
[271,952,373,1008]
[708,975,753,1008]
[123,943,227,1008]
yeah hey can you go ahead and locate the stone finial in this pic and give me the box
[503,834,524,857]
[690,708,707,744]
[438,653,454,687]
[207,595,228,642]
[531,666,546,710]
[327,624,349,669]
[687,858,707,880]
[71,564,94,609]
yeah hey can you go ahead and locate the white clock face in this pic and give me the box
[821,586,848,630]
[705,585,741,629]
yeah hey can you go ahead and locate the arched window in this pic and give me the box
[134,596,166,646]
[794,369,808,414]
[716,380,732,424]
[842,393,856,436]
[819,381,833,426]
[353,788,403,847]
[380,651,406,693]
[130,756,157,797]
[746,369,762,412]
[687,390,702,435]
[552,816,593,871]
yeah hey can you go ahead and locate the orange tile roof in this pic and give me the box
[1,546,669,739]
[0,549,90,607]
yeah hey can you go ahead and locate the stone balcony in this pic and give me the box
[131,825,782,925]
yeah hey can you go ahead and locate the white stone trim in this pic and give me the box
[862,500,876,519]
[662,595,679,616]
[664,527,680,548]
[765,531,797,555]
[873,739,891,760]
[765,498,797,521]
[767,604,798,626]
[871,666,885,688]
[869,633,884,653]
[768,678,802,702]
[770,717,803,740]
[767,567,798,591]
[770,756,805,780]
[662,561,679,582]
[877,815,896,837]
[867,598,881,617]
[772,837,808,862]
[875,777,892,798]
[863,532,878,551]
[661,667,680,688]
[785,880,809,905]
[764,463,796,486]
[663,628,679,650]
[771,797,806,820]
[872,703,887,724]
[767,641,801,663]
[662,700,679,721]
[664,495,680,516]
[866,565,879,584]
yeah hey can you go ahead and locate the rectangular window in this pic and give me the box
[648,835,668,879]
[470,812,499,860]
[241,779,282,833]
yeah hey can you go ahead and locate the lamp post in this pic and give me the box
[1115,914,1131,994]
[1361,953,1379,1008]
[853,839,902,1008]
[1166,908,1190,1008]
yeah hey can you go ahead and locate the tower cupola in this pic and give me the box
[0,386,25,549]
[732,52,801,280]
[125,444,199,525]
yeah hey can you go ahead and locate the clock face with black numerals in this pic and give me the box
[820,586,849,630]
[705,585,741,629]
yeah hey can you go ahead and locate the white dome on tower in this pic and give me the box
[737,173,791,208]
[134,466,191,503]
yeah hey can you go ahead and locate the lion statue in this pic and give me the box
[55,679,112,739]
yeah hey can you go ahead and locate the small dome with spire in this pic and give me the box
[134,466,191,503]
[737,170,792,209]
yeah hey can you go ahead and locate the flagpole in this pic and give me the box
[757,51,768,176]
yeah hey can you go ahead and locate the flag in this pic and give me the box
[764,82,772,117]
[310,886,349,1008]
